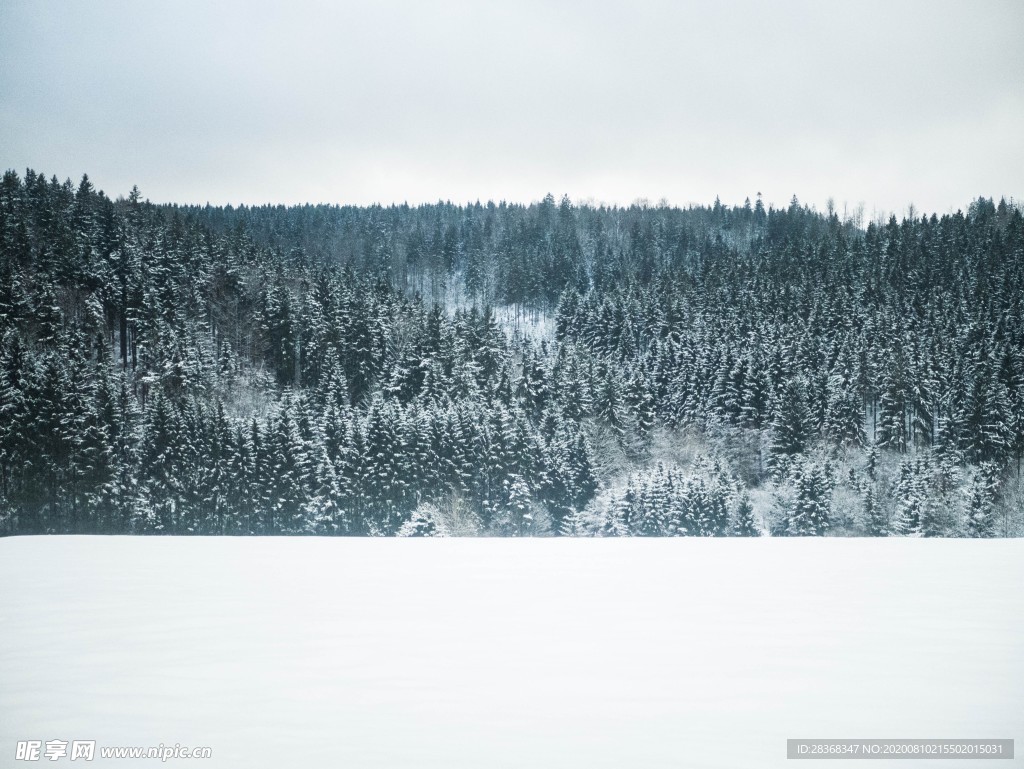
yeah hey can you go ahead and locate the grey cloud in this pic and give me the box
[2,0,1021,214]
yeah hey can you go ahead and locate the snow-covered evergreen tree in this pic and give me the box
[730,493,760,536]
[0,169,1021,538]
[785,461,833,536]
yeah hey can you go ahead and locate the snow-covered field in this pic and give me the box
[1,537,1022,768]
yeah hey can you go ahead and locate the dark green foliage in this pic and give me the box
[614,462,733,537]
[770,378,813,469]
[730,493,760,536]
[1,168,1022,536]
[862,484,886,537]
[785,461,834,536]
[964,464,998,538]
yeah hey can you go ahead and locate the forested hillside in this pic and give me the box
[1,170,1022,536]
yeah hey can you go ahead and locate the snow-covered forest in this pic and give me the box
[1,170,1022,537]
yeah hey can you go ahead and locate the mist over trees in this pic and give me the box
[1,170,1022,536]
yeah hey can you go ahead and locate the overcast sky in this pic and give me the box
[2,0,1022,216]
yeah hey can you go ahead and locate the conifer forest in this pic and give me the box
[1,169,1022,537]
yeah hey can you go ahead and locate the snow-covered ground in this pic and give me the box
[1,537,1021,768]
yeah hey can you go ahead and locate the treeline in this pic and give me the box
[1,169,1022,536]
[181,192,824,309]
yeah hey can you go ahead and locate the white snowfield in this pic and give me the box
[1,537,1022,769]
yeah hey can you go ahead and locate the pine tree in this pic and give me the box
[960,348,1012,464]
[862,484,887,536]
[731,493,760,536]
[785,461,833,536]
[624,371,656,452]
[266,399,311,533]
[770,377,813,472]
[877,348,909,453]
[138,390,182,533]
[504,474,535,536]
[304,441,347,534]
[595,366,627,439]
[0,169,1022,538]
[964,464,997,537]
[891,459,925,536]
[824,362,866,448]
[622,472,664,536]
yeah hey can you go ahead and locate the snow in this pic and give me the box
[1,537,1022,768]
[491,304,556,342]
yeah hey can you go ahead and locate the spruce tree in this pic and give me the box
[731,493,760,536]
[785,461,833,536]
[964,464,998,537]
